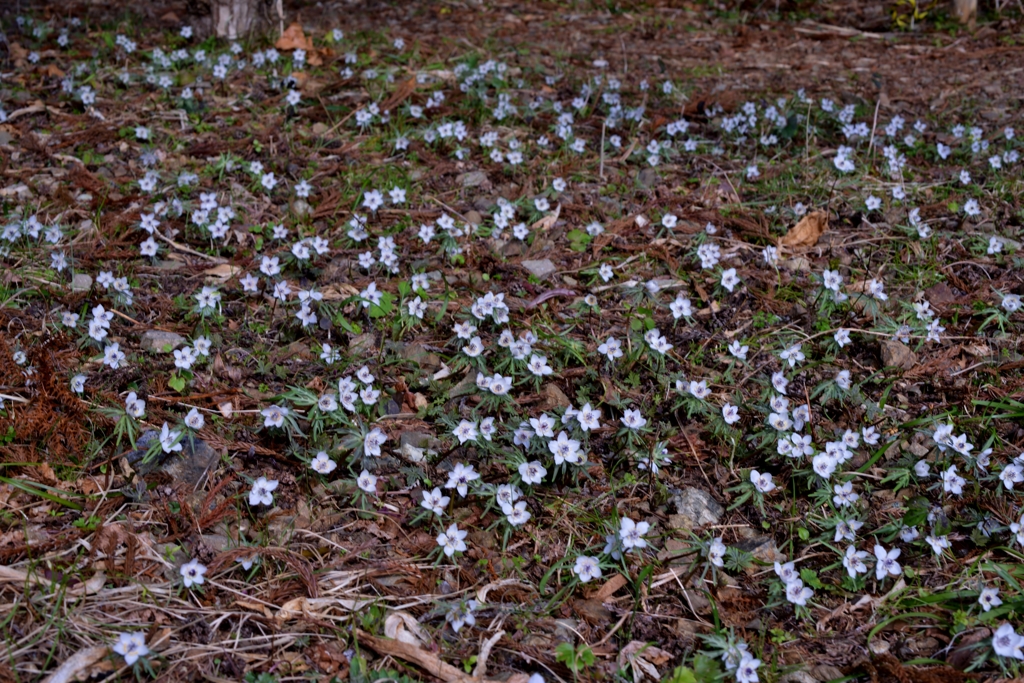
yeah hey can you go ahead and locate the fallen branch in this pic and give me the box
[355,629,525,683]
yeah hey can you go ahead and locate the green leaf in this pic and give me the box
[168,374,187,393]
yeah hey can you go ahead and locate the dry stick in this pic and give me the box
[153,231,227,263]
[867,93,882,166]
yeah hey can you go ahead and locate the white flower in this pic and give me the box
[576,403,601,431]
[720,268,740,292]
[453,419,478,444]
[573,555,602,583]
[722,403,740,425]
[249,476,278,506]
[113,632,149,666]
[992,623,1022,659]
[598,336,623,361]
[261,405,288,428]
[503,500,531,526]
[357,470,377,493]
[873,544,902,581]
[785,579,813,606]
[437,523,468,556]
[445,462,479,497]
[159,422,182,453]
[750,470,775,493]
[707,537,726,567]
[518,461,547,485]
[180,558,207,587]
[832,481,859,508]
[422,488,450,515]
[310,451,337,475]
[549,431,582,465]
[735,655,761,683]
[926,534,950,556]
[843,546,869,578]
[621,408,647,430]
[527,354,553,377]
[979,587,1002,613]
[619,517,649,551]
[184,407,205,430]
[728,340,749,360]
[364,427,387,456]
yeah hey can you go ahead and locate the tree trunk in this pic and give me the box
[212,0,259,40]
[953,0,977,25]
[189,0,281,40]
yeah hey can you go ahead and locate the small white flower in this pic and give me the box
[113,632,149,666]
[249,476,279,506]
[180,558,207,587]
[978,586,1002,612]
[357,469,378,493]
[310,451,337,475]
[573,555,602,583]
[437,523,468,557]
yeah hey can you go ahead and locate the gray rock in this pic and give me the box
[458,170,489,188]
[810,664,845,682]
[449,370,478,398]
[385,341,441,371]
[399,431,439,450]
[881,340,917,370]
[732,535,785,571]
[71,273,92,292]
[291,198,312,216]
[125,431,220,489]
[349,332,377,358]
[522,258,557,279]
[670,488,724,530]
[140,330,186,353]
[780,672,819,683]
[637,167,659,188]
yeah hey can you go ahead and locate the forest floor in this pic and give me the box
[2,1,1024,683]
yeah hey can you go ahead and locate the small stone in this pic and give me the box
[125,432,220,490]
[779,672,818,683]
[539,383,571,411]
[732,535,784,571]
[522,258,557,279]
[810,664,844,682]
[449,370,478,398]
[669,488,724,530]
[349,332,377,357]
[291,198,312,216]
[573,599,613,624]
[140,330,186,353]
[881,340,917,370]
[70,273,92,292]
[464,210,483,226]
[637,167,659,188]
[458,170,489,188]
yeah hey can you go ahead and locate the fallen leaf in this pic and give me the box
[202,263,241,282]
[618,641,673,682]
[382,77,418,112]
[780,209,828,248]
[276,22,313,51]
[384,611,430,647]
[41,645,113,683]
[356,629,511,683]
[530,203,561,231]
[589,573,628,602]
[41,64,65,78]
[218,401,234,418]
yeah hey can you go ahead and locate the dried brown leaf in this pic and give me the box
[780,210,828,248]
